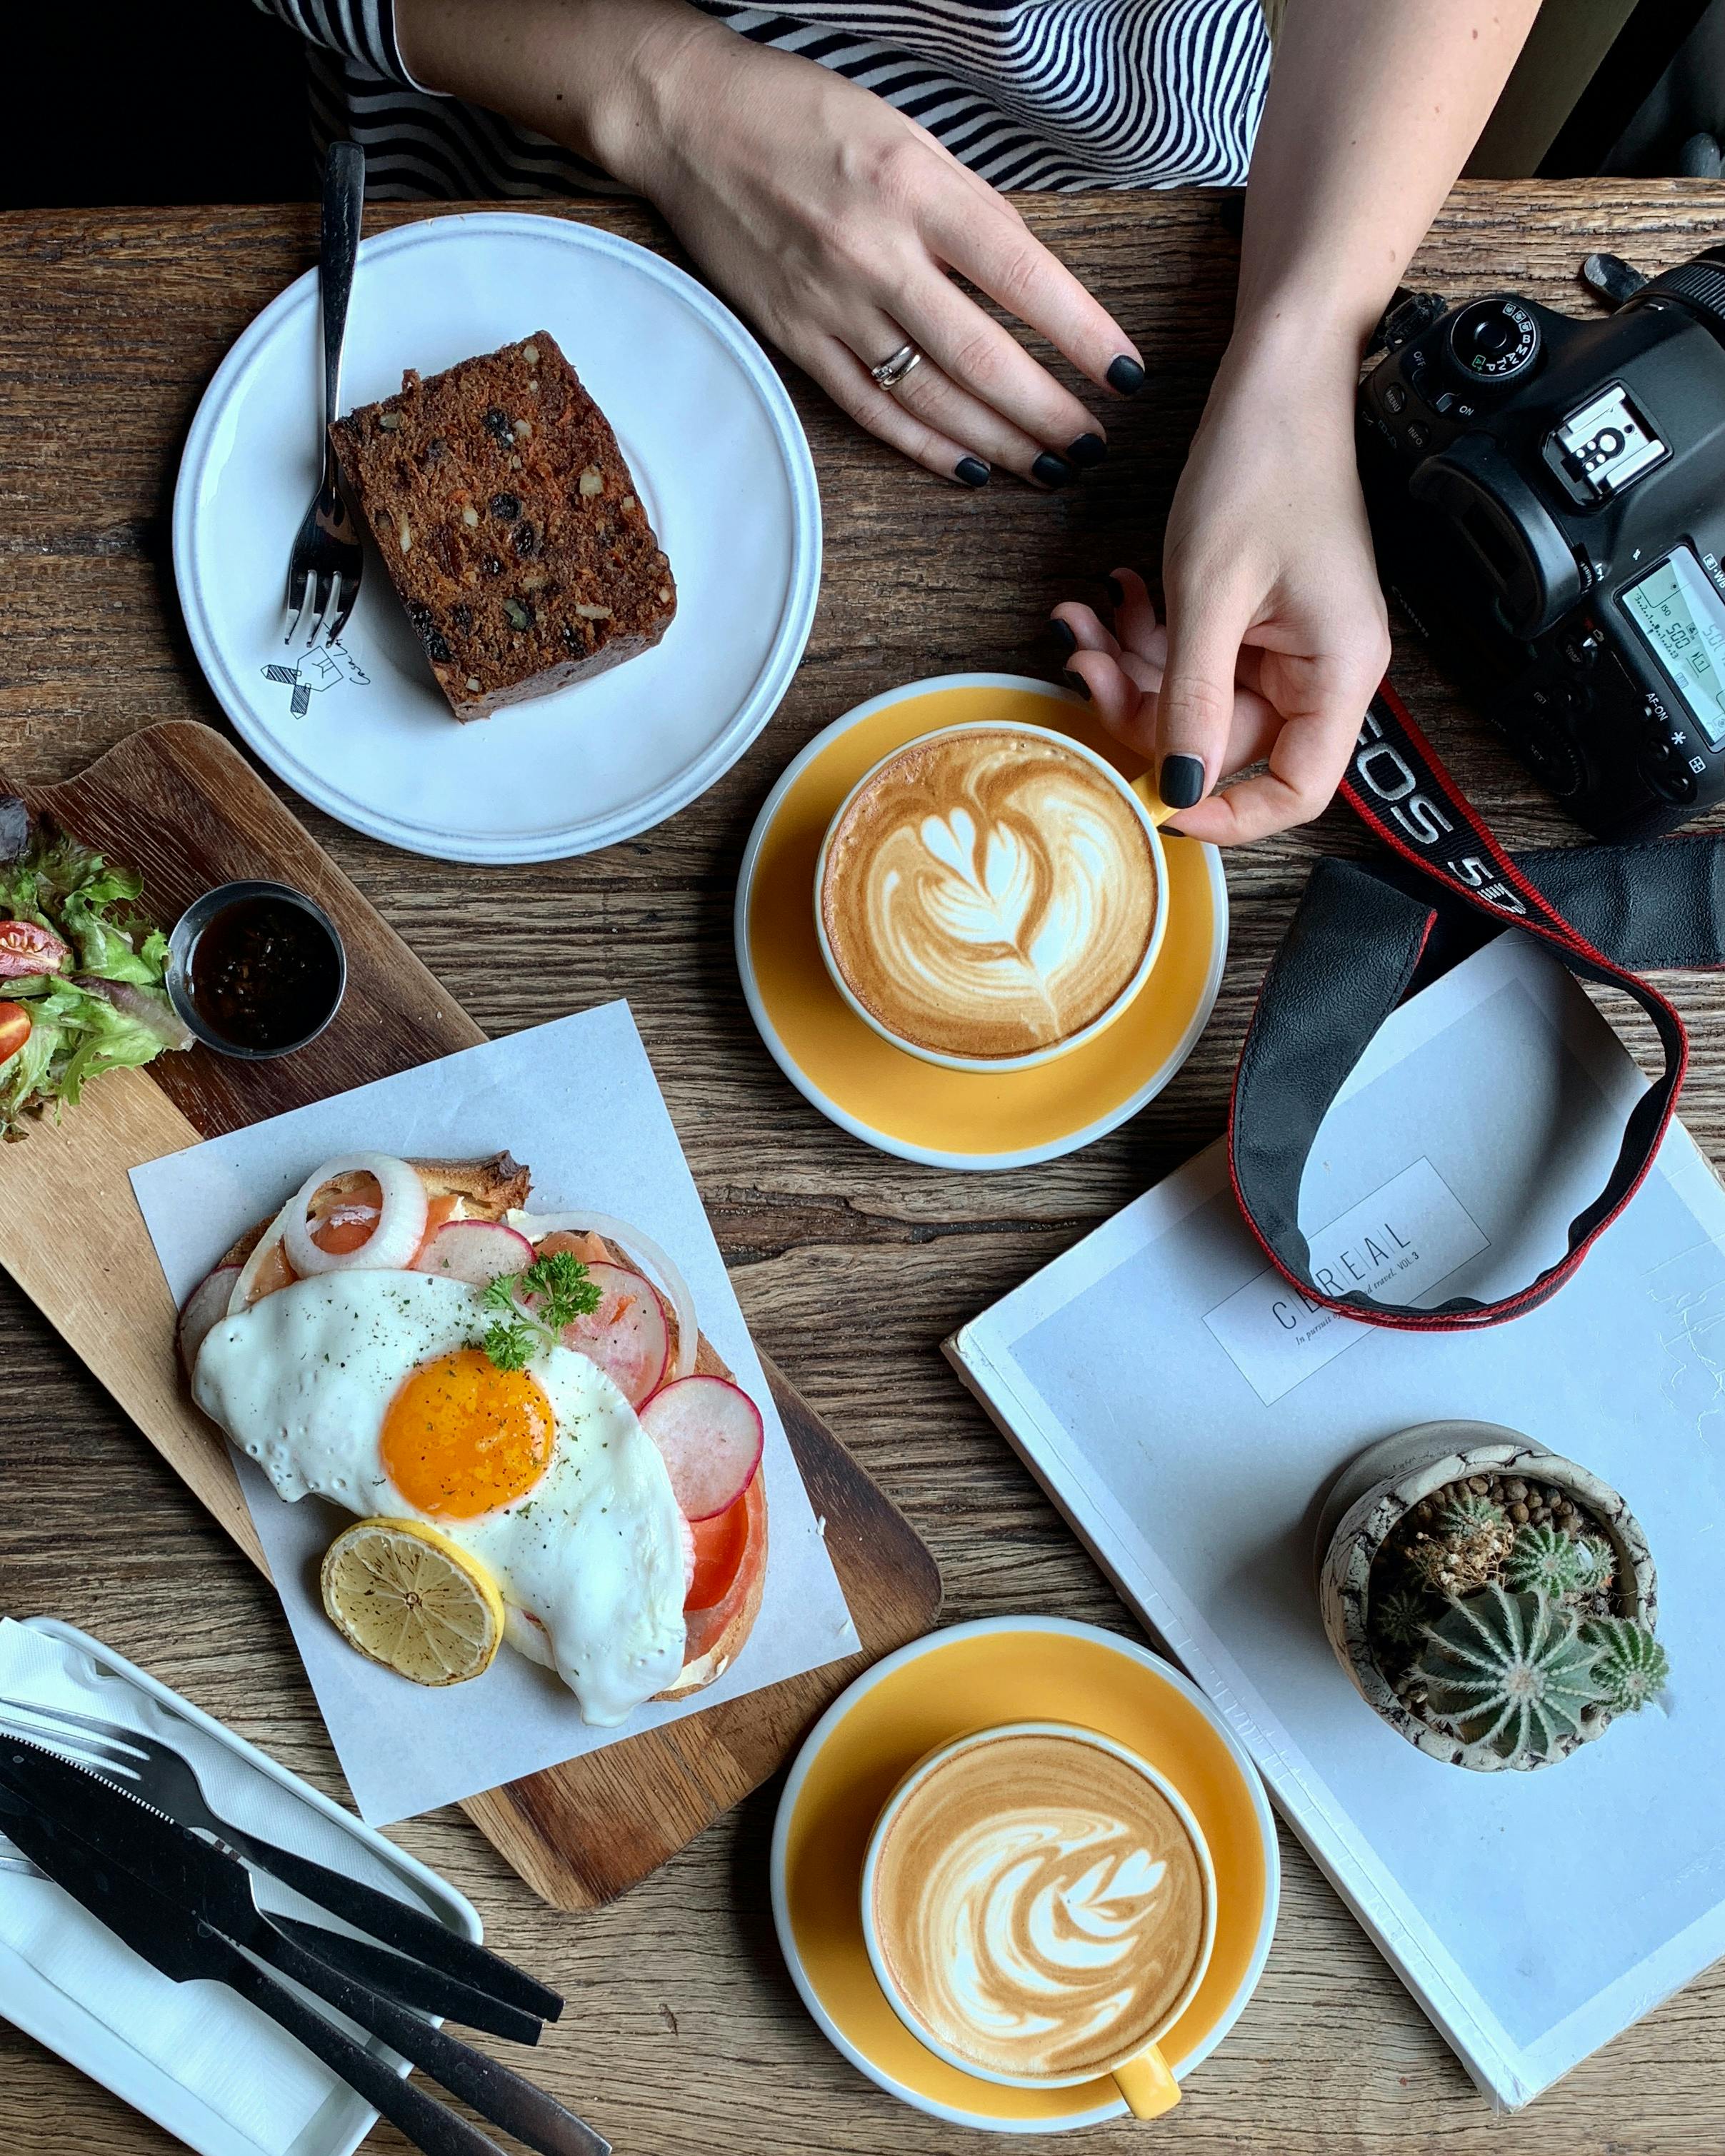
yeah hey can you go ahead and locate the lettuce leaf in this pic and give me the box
[0,798,186,1139]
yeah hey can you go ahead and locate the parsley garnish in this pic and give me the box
[480,1249,602,1370]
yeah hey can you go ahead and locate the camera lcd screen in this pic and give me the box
[1621,546,1725,750]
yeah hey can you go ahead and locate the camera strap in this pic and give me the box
[1228,682,1725,1328]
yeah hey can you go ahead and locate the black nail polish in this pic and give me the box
[1049,617,1076,657]
[954,456,991,488]
[1107,356,1146,397]
[1032,451,1078,489]
[1066,433,1107,469]
[1063,668,1091,702]
[1105,575,1125,610]
[1159,753,1206,811]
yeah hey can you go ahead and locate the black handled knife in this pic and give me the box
[0,1740,608,2156]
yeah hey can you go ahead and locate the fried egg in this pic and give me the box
[191,1270,687,1723]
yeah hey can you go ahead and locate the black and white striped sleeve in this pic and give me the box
[249,0,431,89]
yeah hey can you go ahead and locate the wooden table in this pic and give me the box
[4,179,1725,2156]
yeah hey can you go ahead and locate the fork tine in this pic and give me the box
[324,573,357,649]
[305,566,338,648]
[284,573,315,648]
[0,1697,148,1762]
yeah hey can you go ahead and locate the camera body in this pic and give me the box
[1358,253,1725,840]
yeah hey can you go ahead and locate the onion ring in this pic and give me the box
[281,1154,429,1278]
[508,1208,699,1381]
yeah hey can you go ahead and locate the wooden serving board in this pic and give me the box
[0,721,941,1908]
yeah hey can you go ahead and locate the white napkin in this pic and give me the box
[0,1620,460,2156]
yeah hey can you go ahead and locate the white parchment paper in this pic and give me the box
[129,1002,857,1824]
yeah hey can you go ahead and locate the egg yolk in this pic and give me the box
[381,1348,553,1518]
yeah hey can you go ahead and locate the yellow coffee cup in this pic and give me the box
[859,1720,1218,2122]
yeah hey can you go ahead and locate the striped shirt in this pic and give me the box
[256,1,1272,198]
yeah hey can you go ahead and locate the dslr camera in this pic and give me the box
[1358,249,1725,840]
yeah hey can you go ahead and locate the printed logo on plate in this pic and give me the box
[261,642,370,718]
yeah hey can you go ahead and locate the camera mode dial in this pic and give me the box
[1445,298,1541,388]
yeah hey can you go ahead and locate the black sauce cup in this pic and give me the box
[166,881,347,1061]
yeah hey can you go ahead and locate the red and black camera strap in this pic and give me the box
[1227,683,1725,1329]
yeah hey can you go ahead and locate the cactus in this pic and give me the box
[1503,1523,1585,1599]
[1577,1535,1616,1595]
[1434,1490,1506,1538]
[1373,1580,1433,1648]
[1582,1615,1669,1714]
[1404,1488,1514,1596]
[1414,1585,1607,1761]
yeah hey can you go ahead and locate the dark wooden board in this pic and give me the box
[0,718,941,1907]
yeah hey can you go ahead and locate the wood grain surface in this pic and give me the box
[0,719,941,1908]
[3,181,1725,2155]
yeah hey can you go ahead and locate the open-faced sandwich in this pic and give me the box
[177,1151,766,1723]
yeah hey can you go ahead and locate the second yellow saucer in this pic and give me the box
[770,1616,1279,2132]
[734,673,1229,1168]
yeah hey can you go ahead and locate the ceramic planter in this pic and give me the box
[1316,1420,1656,1773]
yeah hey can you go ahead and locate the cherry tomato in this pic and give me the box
[0,920,69,980]
[0,1001,29,1066]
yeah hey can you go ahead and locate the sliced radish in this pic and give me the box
[282,1154,428,1278]
[550,1263,668,1406]
[638,1376,764,1521]
[509,1209,699,1381]
[411,1219,534,1288]
[177,1265,240,1379]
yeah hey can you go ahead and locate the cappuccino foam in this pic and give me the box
[820,728,1157,1061]
[870,1731,1208,2081]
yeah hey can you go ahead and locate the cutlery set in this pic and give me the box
[0,1696,606,2156]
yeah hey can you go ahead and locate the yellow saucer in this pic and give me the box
[734,675,1229,1168]
[770,1617,1279,2133]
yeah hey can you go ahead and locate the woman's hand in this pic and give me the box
[398,0,1144,488]
[607,16,1145,488]
[1054,325,1390,842]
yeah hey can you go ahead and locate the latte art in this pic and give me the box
[820,729,1158,1061]
[870,1733,1207,2080]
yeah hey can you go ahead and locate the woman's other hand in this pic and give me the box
[399,0,1144,488]
[1052,0,1536,842]
[1054,326,1389,843]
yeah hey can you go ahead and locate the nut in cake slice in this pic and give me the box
[329,333,676,721]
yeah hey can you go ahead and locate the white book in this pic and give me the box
[946,931,1725,2110]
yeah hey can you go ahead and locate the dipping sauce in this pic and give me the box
[184,891,344,1054]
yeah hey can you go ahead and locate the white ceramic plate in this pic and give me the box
[174,212,821,863]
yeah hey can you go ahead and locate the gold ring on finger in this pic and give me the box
[869,343,924,393]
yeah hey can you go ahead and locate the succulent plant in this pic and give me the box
[1404,1493,1514,1596]
[1414,1585,1607,1761]
[1373,1580,1432,1648]
[1503,1522,1585,1599]
[1577,1535,1616,1595]
[1434,1490,1506,1538]
[1582,1615,1669,1713]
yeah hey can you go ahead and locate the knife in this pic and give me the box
[270,1917,546,2044]
[4,1820,540,2040]
[0,1742,609,2156]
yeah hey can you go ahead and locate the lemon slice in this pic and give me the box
[320,1518,505,1686]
